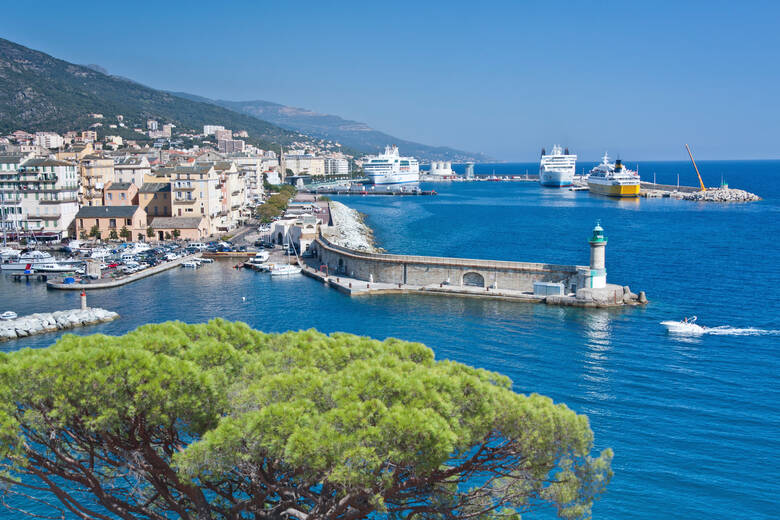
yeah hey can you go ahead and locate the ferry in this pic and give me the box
[363,145,419,185]
[587,153,640,198]
[539,145,577,187]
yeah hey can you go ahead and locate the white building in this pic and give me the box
[284,153,325,177]
[9,158,79,238]
[203,125,225,136]
[34,132,64,150]
[324,157,350,176]
[147,119,159,131]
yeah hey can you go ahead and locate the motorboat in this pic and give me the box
[181,261,200,268]
[253,251,270,262]
[1,250,56,270]
[270,264,302,276]
[661,316,705,335]
[0,311,17,321]
[35,262,79,273]
[90,248,111,259]
[0,247,21,260]
[198,257,214,263]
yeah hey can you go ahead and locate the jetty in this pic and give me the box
[639,182,760,201]
[302,186,436,196]
[46,253,202,290]
[0,306,119,342]
[302,207,647,309]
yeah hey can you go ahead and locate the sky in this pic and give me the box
[3,0,780,161]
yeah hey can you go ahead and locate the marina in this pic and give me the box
[1,168,778,520]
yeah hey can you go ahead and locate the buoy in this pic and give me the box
[242,296,246,302]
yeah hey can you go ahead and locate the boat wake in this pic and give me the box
[661,321,780,336]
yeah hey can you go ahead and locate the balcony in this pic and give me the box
[175,186,197,191]
[40,197,78,204]
[36,213,62,220]
[174,198,197,204]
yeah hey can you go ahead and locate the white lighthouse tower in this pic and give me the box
[587,221,607,289]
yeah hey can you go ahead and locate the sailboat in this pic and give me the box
[270,231,302,276]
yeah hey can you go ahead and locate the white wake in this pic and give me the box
[661,321,780,336]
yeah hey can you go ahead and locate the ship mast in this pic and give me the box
[685,144,706,192]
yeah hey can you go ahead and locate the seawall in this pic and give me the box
[0,308,119,342]
[46,254,202,290]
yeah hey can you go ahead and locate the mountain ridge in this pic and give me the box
[173,94,492,163]
[0,38,321,151]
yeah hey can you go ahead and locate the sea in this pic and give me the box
[1,160,778,519]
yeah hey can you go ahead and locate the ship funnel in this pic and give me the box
[564,148,569,155]
[541,148,546,156]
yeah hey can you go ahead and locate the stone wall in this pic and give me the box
[311,235,586,293]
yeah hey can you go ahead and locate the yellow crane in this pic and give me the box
[685,144,707,192]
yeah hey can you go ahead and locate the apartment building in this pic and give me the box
[80,154,115,206]
[284,153,326,176]
[171,164,221,233]
[12,158,80,238]
[114,155,151,186]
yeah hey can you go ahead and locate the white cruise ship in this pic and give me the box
[363,145,419,185]
[539,145,577,187]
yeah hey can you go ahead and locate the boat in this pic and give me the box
[587,153,640,197]
[539,145,577,187]
[363,145,420,185]
[0,311,17,321]
[90,248,111,259]
[253,251,270,263]
[198,257,214,264]
[35,262,80,273]
[661,316,705,335]
[181,261,200,268]
[270,264,302,276]
[1,250,56,270]
[0,247,21,260]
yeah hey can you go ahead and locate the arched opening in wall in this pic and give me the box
[463,272,485,287]
[277,232,283,244]
[338,258,344,273]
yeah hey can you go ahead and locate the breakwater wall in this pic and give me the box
[0,308,119,342]
[47,254,201,290]
[312,234,585,293]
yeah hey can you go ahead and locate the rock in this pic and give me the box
[623,285,631,296]
[682,188,760,202]
[323,201,380,253]
[638,291,648,304]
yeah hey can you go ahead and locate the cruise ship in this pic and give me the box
[587,153,640,198]
[363,145,419,185]
[539,145,577,187]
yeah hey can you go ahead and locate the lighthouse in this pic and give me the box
[587,221,607,289]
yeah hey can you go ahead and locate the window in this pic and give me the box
[109,218,116,228]
[120,193,126,200]
[107,193,112,200]
[126,219,131,225]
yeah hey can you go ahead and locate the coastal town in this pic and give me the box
[0,120,356,244]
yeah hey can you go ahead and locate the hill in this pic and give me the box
[173,94,492,163]
[0,38,320,151]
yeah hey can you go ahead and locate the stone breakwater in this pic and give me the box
[682,188,760,202]
[323,201,380,253]
[0,308,119,342]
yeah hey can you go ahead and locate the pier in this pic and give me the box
[46,253,202,290]
[305,221,647,308]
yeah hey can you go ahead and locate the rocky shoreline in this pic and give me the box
[681,188,760,202]
[323,201,380,253]
[0,308,119,342]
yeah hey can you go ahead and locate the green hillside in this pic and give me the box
[0,38,315,150]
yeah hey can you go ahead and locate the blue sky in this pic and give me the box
[3,1,779,160]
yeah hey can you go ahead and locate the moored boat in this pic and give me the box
[1,250,56,270]
[539,145,577,187]
[587,153,640,198]
[270,264,302,276]
[363,145,420,185]
[0,311,17,321]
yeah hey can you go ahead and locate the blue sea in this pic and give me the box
[2,160,779,519]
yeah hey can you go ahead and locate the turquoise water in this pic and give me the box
[2,161,779,519]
